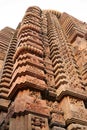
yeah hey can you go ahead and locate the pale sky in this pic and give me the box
[0,0,87,30]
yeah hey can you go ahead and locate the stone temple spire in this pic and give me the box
[0,6,87,130]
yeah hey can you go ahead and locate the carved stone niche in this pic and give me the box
[60,96,87,126]
[51,126,66,130]
[67,123,87,130]
[28,114,49,130]
[48,101,65,127]
[46,73,55,88]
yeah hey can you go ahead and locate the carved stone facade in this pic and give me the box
[0,6,87,130]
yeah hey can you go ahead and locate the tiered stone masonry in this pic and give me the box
[0,6,87,130]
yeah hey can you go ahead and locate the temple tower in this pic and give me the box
[0,6,87,130]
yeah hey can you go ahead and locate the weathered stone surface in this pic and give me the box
[60,96,87,126]
[67,123,87,130]
[52,126,65,130]
[8,90,50,117]
[56,84,87,101]
[0,5,87,130]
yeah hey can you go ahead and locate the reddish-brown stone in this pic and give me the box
[0,6,87,130]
